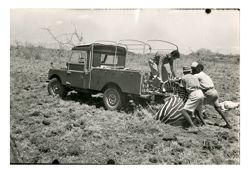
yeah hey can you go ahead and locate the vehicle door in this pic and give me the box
[66,50,90,89]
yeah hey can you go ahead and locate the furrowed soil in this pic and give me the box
[10,47,240,164]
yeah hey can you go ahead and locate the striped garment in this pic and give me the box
[155,80,188,125]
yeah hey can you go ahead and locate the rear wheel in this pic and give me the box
[103,85,125,110]
[47,78,67,98]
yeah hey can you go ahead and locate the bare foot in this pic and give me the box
[186,127,199,133]
[205,120,214,125]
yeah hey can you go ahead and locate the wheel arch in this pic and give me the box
[101,82,122,93]
[49,74,62,83]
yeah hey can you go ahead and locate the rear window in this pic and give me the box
[100,54,118,65]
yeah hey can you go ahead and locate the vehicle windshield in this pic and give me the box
[70,50,88,64]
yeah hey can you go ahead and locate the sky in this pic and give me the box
[10,9,240,54]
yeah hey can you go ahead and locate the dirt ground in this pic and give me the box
[10,46,240,164]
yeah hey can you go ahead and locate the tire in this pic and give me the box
[103,85,125,110]
[47,78,67,98]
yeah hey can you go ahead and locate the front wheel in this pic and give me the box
[103,85,125,110]
[47,78,67,98]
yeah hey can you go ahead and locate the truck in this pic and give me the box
[47,40,179,110]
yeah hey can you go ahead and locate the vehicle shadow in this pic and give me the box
[64,91,151,113]
[65,92,104,108]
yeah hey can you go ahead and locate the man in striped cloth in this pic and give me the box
[148,50,180,85]
[191,62,232,129]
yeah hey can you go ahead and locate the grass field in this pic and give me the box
[10,45,240,164]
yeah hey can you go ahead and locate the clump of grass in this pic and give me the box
[29,134,46,146]
[67,145,82,156]
[29,111,43,117]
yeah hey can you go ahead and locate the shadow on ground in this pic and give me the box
[65,92,104,108]
[64,91,153,113]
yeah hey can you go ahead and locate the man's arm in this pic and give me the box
[179,76,185,88]
[158,56,164,81]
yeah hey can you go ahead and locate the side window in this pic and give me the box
[92,53,101,67]
[70,51,88,64]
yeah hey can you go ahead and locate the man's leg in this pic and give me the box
[204,90,231,128]
[195,110,206,125]
[181,109,195,127]
[214,100,232,129]
[183,91,203,129]
[195,100,206,125]
[161,66,169,82]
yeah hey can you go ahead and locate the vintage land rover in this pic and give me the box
[47,40,179,110]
